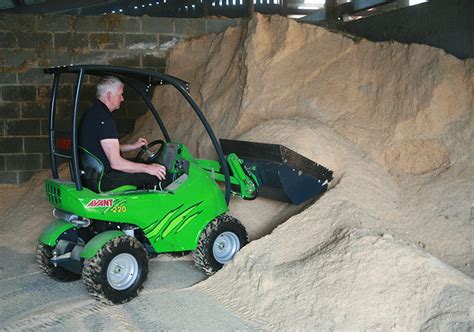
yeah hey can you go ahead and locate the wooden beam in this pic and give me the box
[281,0,288,16]
[247,0,254,18]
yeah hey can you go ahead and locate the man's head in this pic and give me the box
[97,76,124,112]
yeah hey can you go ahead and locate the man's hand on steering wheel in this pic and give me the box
[119,137,149,153]
[134,139,165,164]
[132,137,148,150]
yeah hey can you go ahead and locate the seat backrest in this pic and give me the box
[78,147,104,193]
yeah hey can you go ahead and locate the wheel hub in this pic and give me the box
[107,253,139,290]
[213,232,240,264]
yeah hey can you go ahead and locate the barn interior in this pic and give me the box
[0,0,472,330]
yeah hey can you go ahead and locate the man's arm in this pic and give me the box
[120,137,147,153]
[101,138,166,179]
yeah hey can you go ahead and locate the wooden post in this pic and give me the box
[325,0,338,20]
[202,0,212,16]
[281,0,288,17]
[247,0,254,18]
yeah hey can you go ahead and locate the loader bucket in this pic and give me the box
[220,139,334,205]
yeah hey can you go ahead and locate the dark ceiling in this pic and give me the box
[0,1,431,21]
[0,0,324,17]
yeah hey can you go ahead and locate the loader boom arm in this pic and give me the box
[196,154,259,200]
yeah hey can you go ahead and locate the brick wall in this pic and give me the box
[0,14,241,184]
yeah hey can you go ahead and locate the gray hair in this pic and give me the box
[96,76,124,99]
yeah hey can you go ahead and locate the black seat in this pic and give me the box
[78,147,104,193]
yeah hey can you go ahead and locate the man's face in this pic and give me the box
[108,86,124,111]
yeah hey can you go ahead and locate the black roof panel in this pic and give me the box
[44,64,190,88]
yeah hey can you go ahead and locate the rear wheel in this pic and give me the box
[192,215,248,275]
[82,236,148,304]
[36,242,81,282]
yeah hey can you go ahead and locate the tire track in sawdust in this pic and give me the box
[2,299,103,331]
[0,275,85,324]
[105,304,139,331]
[194,283,270,329]
[0,271,41,284]
[1,298,137,331]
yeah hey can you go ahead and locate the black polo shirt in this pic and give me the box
[78,100,118,172]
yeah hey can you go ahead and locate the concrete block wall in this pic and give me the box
[0,14,242,184]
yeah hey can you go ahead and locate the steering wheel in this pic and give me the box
[134,139,165,164]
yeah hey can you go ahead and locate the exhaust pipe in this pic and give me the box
[53,208,91,227]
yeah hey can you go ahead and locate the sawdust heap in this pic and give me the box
[199,119,473,330]
[0,167,69,251]
[0,13,472,329]
[130,14,473,329]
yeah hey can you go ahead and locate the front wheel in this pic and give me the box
[82,236,148,304]
[36,242,81,282]
[192,215,248,275]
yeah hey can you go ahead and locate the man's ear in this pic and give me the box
[106,91,112,100]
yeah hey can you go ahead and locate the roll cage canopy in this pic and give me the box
[45,64,231,204]
[44,64,190,90]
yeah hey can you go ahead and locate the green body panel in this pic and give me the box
[195,159,239,185]
[38,219,77,246]
[44,144,229,253]
[112,185,137,192]
[80,230,125,259]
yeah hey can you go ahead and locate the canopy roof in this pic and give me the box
[44,64,190,90]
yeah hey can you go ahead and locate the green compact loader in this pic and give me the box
[37,65,333,304]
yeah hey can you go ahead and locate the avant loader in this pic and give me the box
[37,65,333,304]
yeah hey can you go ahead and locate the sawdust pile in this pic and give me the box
[0,13,471,329]
[199,119,473,330]
[0,167,70,251]
[130,14,473,329]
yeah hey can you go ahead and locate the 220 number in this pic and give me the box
[111,206,127,213]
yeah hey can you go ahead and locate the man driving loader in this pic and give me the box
[78,76,167,192]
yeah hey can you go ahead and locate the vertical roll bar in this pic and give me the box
[48,73,60,179]
[71,69,84,191]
